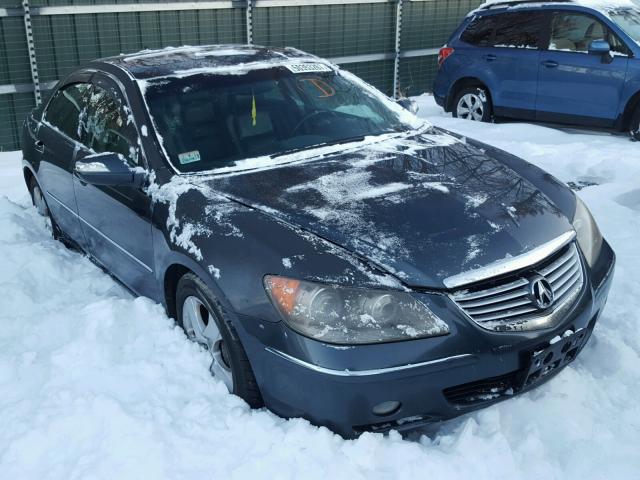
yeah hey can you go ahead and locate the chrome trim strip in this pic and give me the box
[444,231,576,289]
[78,216,153,273]
[46,190,153,273]
[46,190,78,217]
[265,347,475,377]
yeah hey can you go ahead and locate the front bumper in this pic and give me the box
[238,240,615,438]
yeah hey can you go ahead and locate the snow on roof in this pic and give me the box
[476,0,638,11]
[104,44,320,79]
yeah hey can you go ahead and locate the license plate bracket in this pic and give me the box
[521,328,590,389]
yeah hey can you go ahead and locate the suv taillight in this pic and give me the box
[438,47,454,67]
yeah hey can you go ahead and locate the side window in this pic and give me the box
[461,16,495,47]
[43,83,92,141]
[85,85,140,166]
[550,12,610,53]
[492,12,542,49]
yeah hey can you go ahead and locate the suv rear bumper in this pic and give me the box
[239,241,615,438]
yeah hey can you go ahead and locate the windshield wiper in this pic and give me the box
[270,135,367,158]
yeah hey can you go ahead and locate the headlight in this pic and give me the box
[264,276,449,344]
[572,196,603,267]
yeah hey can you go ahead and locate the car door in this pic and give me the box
[36,80,93,244]
[536,10,630,124]
[460,11,544,117]
[72,73,156,297]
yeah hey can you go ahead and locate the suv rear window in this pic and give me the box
[461,12,542,49]
[461,16,495,46]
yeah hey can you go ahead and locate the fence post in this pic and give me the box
[22,0,41,105]
[392,0,403,99]
[246,0,254,45]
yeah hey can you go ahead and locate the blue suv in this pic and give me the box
[433,0,640,139]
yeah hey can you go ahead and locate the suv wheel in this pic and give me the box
[630,105,640,141]
[176,273,263,408]
[453,86,492,122]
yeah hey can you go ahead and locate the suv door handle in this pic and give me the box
[34,140,45,153]
[483,54,497,62]
[541,60,559,68]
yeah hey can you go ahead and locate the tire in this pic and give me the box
[452,86,492,122]
[176,273,263,408]
[630,105,640,141]
[28,175,62,239]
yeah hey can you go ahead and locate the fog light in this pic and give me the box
[372,400,401,417]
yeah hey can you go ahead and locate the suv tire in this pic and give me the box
[630,105,640,141]
[453,86,492,122]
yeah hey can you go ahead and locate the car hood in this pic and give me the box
[205,130,573,289]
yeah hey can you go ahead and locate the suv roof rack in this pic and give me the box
[479,0,574,10]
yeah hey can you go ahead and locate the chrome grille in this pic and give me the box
[451,243,584,331]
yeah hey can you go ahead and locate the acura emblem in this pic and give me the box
[529,276,554,310]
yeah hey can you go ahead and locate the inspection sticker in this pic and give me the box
[178,150,201,164]
[285,63,333,74]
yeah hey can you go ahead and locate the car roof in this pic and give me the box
[475,0,638,14]
[99,44,322,80]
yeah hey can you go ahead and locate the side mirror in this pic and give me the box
[396,98,419,114]
[75,153,146,187]
[588,39,611,55]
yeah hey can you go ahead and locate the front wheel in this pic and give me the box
[453,86,492,122]
[176,273,263,408]
[630,105,640,141]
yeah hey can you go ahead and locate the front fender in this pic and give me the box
[150,176,404,326]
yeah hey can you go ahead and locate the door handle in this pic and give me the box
[34,140,45,153]
[541,60,559,68]
[483,54,497,62]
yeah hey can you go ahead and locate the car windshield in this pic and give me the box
[142,66,412,173]
[609,8,640,43]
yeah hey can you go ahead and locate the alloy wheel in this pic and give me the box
[456,93,485,121]
[182,295,233,391]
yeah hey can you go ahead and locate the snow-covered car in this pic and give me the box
[21,45,615,437]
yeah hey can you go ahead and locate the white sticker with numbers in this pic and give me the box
[284,63,333,74]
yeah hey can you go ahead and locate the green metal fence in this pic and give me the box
[0,0,481,151]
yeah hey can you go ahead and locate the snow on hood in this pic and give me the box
[198,130,573,289]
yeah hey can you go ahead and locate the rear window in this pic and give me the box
[461,16,495,46]
[461,12,542,49]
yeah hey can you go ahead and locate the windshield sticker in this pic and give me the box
[178,150,201,164]
[285,63,333,74]
[297,77,335,98]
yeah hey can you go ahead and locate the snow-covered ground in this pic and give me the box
[1,97,639,479]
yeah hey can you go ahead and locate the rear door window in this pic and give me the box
[461,16,495,46]
[43,83,92,141]
[492,12,543,49]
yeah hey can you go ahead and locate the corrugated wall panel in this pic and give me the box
[253,3,396,58]
[402,0,481,51]
[397,0,481,96]
[0,93,35,152]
